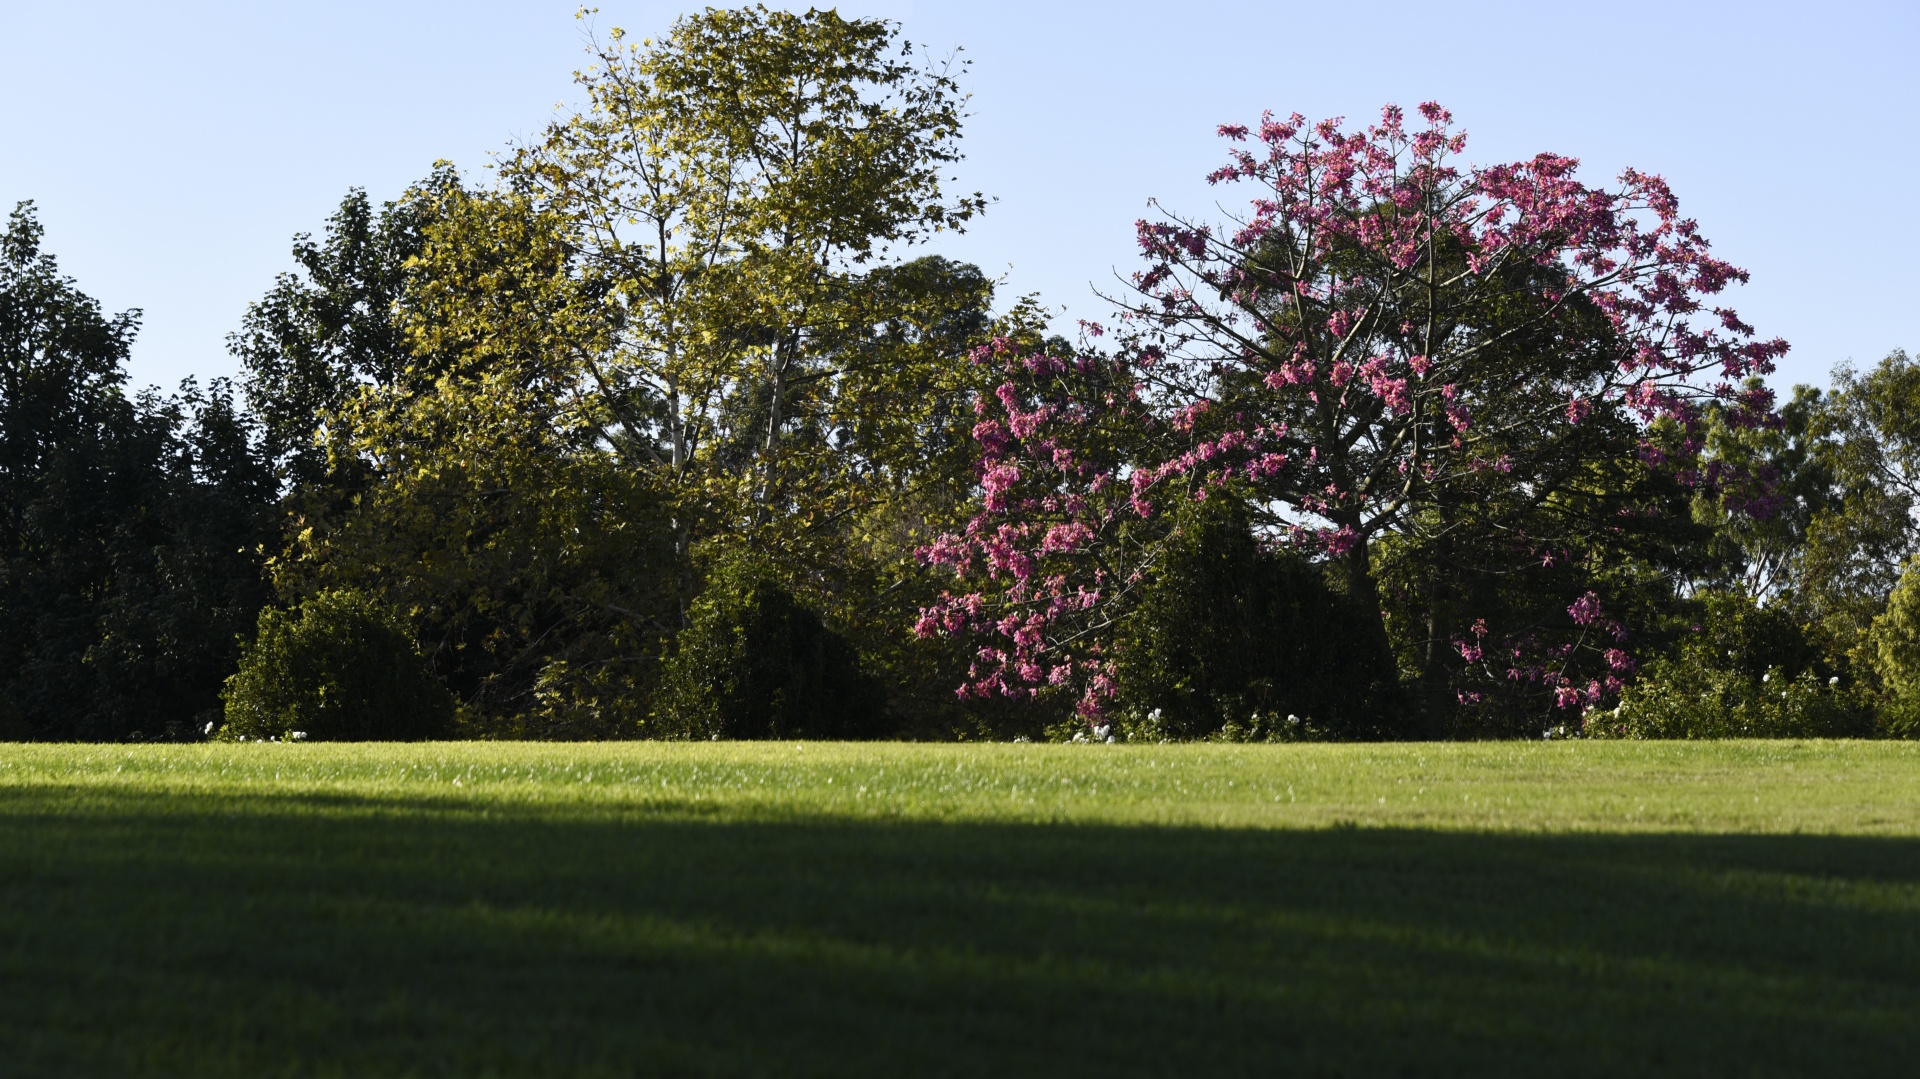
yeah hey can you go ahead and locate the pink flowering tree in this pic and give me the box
[923,103,1784,734]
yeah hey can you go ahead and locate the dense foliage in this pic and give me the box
[221,590,455,741]
[261,178,679,737]
[0,204,272,741]
[1588,590,1871,739]
[653,558,887,740]
[1,7,1914,741]
[1113,497,1404,740]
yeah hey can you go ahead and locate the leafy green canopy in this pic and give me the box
[510,6,989,566]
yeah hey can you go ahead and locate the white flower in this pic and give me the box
[1105,735,1117,744]
[1072,732,1087,743]
[203,721,214,736]
[1093,724,1111,740]
[1147,708,1162,722]
[1830,676,1841,686]
[289,731,307,742]
[1286,714,1301,724]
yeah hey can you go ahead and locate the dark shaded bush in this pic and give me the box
[654,561,888,740]
[1114,498,1407,741]
[221,590,455,741]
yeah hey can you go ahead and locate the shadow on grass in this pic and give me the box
[1,789,1916,1077]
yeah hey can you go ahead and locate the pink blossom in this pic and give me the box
[1567,592,1602,626]
[1040,522,1093,554]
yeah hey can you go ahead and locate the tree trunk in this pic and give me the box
[1415,523,1457,741]
[755,329,792,524]
[1340,535,1412,739]
[1419,576,1453,740]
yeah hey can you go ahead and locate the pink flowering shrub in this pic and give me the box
[914,333,1170,719]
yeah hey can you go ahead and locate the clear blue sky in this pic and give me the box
[4,1,1914,394]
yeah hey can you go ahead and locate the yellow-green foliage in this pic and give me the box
[277,181,676,734]
[1870,557,1920,736]
[1594,662,1870,739]
[1870,557,1920,689]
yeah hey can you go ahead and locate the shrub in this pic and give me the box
[1591,662,1871,739]
[653,561,887,740]
[1113,498,1406,741]
[1873,694,1920,739]
[220,590,456,741]
[1590,591,1870,739]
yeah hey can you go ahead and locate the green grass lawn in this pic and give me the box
[2,740,1917,1076]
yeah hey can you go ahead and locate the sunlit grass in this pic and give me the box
[3,741,1917,1076]
[7,739,1917,831]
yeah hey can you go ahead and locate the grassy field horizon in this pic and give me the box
[4,740,1917,1075]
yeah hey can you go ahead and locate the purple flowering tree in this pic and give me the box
[922,104,1784,732]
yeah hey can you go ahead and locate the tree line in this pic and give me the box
[2,7,1916,743]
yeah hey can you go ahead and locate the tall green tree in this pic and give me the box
[1687,382,1836,603]
[255,176,678,736]
[244,11,1009,737]
[1798,351,1920,654]
[511,5,986,571]
[231,173,455,491]
[0,203,272,739]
